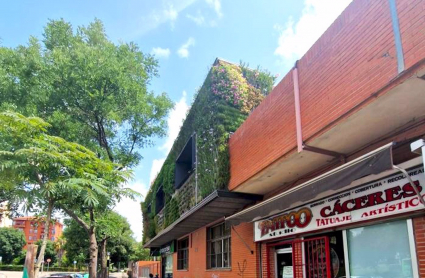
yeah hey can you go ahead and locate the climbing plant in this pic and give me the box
[142,60,276,243]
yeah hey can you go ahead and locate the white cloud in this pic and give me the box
[160,91,190,153]
[114,179,149,242]
[186,11,205,26]
[148,90,190,187]
[164,4,178,22]
[129,0,197,38]
[177,38,196,58]
[151,47,171,58]
[206,0,223,18]
[274,0,352,65]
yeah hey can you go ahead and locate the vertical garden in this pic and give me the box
[142,59,275,243]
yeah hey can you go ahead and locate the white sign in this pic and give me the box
[282,266,293,278]
[255,166,425,242]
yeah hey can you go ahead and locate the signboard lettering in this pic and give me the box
[255,166,424,241]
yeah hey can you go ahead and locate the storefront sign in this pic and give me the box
[160,241,175,255]
[255,166,425,241]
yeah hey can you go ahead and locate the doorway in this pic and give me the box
[276,245,293,278]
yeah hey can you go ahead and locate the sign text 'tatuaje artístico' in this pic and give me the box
[255,166,424,241]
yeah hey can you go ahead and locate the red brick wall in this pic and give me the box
[228,0,425,191]
[172,222,258,278]
[413,216,425,277]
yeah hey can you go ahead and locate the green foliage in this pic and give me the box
[0,227,26,264]
[35,240,57,264]
[0,111,129,212]
[63,212,135,266]
[141,60,275,242]
[130,243,151,262]
[0,18,173,167]
[63,219,89,265]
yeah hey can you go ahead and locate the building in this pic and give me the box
[0,202,12,228]
[142,58,273,276]
[143,0,425,278]
[136,261,161,278]
[12,216,63,247]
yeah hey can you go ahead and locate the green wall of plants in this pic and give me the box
[141,59,275,243]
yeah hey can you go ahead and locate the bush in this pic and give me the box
[0,265,24,271]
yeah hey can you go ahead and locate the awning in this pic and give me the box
[144,190,262,248]
[226,143,394,226]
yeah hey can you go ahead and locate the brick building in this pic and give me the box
[143,0,425,278]
[12,216,63,248]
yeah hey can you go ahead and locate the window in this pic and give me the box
[347,220,414,278]
[51,236,55,241]
[155,186,165,214]
[177,237,189,270]
[28,236,32,241]
[207,223,231,269]
[175,135,196,189]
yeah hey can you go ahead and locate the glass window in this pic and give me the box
[347,220,414,278]
[207,223,231,269]
[177,237,189,270]
[165,254,173,276]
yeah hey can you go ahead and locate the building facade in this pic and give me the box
[143,0,425,278]
[0,202,12,228]
[12,216,63,248]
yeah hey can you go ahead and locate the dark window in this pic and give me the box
[155,186,165,214]
[207,223,231,269]
[177,237,189,270]
[175,135,196,189]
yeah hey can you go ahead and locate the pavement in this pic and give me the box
[0,272,128,278]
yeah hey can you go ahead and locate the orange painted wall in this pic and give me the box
[228,0,425,191]
[137,261,160,278]
[172,222,258,278]
[12,217,63,248]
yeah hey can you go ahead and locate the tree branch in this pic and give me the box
[61,206,90,232]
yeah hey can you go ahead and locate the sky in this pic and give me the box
[0,0,351,241]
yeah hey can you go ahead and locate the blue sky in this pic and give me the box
[0,0,351,241]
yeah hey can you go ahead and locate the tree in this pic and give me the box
[0,112,129,278]
[0,18,173,168]
[63,212,136,276]
[54,236,66,267]
[0,19,172,277]
[35,240,57,265]
[130,243,151,262]
[0,227,26,263]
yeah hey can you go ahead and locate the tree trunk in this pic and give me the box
[61,206,98,278]
[88,228,98,278]
[99,238,108,278]
[35,199,53,278]
[88,208,98,278]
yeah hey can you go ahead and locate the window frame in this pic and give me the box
[177,237,189,270]
[343,219,419,278]
[207,222,231,269]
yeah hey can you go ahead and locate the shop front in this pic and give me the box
[160,241,175,278]
[226,144,425,278]
[256,163,424,278]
